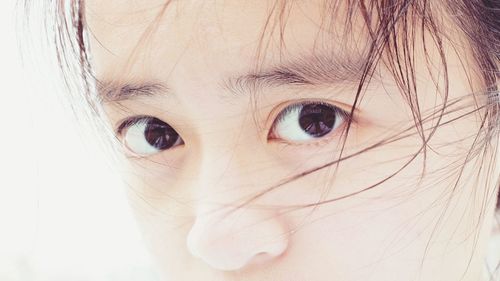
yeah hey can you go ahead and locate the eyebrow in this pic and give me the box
[97,51,368,102]
[225,52,367,93]
[97,81,168,103]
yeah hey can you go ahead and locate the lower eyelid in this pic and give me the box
[270,121,351,147]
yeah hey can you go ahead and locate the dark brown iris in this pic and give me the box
[298,104,336,137]
[144,118,181,150]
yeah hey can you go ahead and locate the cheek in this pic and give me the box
[124,173,197,276]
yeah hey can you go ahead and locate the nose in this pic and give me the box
[186,205,289,271]
[184,136,290,271]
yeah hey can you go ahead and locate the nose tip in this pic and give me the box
[186,208,289,271]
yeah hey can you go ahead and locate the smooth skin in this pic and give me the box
[86,1,499,280]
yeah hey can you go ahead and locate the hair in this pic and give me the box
[22,0,500,279]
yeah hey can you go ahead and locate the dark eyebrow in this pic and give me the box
[97,81,169,103]
[224,52,368,93]
[98,51,368,102]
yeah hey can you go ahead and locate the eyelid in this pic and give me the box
[115,115,153,135]
[266,99,358,128]
[269,120,350,147]
[267,98,358,125]
[115,115,184,158]
[267,99,358,145]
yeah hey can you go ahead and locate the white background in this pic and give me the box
[0,1,158,280]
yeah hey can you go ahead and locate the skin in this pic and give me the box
[85,1,499,280]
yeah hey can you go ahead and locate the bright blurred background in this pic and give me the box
[0,1,159,280]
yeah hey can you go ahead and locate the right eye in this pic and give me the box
[117,116,184,156]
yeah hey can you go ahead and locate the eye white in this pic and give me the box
[273,104,345,142]
[123,120,161,156]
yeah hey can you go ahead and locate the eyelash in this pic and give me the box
[268,100,351,143]
[116,116,151,135]
[116,100,352,156]
[116,116,184,157]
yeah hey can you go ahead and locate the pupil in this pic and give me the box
[144,118,179,149]
[298,104,336,137]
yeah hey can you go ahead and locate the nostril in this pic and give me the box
[249,252,273,266]
[186,208,290,272]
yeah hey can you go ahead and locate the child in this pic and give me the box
[32,0,500,280]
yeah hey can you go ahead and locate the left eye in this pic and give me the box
[117,116,184,156]
[270,102,348,143]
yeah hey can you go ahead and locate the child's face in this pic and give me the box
[87,1,497,280]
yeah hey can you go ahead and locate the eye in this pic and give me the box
[270,102,349,143]
[117,116,184,156]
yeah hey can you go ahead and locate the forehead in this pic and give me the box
[85,0,364,83]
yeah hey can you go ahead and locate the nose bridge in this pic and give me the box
[184,140,290,271]
[187,128,262,199]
